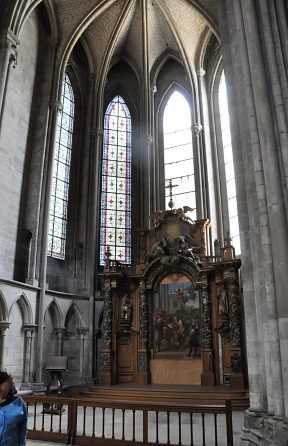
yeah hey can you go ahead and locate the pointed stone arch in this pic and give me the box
[0,290,8,321]
[10,292,33,325]
[44,298,63,327]
[64,302,84,329]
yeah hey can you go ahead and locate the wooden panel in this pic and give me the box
[150,358,202,385]
[116,336,133,383]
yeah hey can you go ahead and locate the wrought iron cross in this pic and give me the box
[165,178,178,209]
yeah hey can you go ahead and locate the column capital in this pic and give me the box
[51,100,63,112]
[0,30,19,68]
[192,123,203,135]
[91,127,103,138]
[151,84,157,94]
[197,68,206,78]
[0,320,10,333]
[77,327,89,339]
[55,326,66,335]
[147,134,153,146]
[23,323,37,335]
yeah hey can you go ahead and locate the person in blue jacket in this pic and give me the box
[0,371,27,445]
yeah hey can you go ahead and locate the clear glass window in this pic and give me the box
[219,73,240,254]
[163,91,196,218]
[48,74,74,259]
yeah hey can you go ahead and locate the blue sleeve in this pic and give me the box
[18,398,27,446]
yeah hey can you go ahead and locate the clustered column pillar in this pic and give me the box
[78,328,89,382]
[55,326,66,356]
[22,324,37,386]
[0,30,18,130]
[0,321,10,370]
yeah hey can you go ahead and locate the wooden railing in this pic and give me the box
[24,395,234,446]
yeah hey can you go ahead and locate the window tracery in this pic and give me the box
[100,95,131,265]
[48,74,74,259]
[218,72,240,254]
[163,90,196,219]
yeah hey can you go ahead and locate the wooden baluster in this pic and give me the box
[190,413,194,446]
[132,409,136,442]
[58,407,62,433]
[156,411,159,444]
[50,405,53,432]
[143,410,148,444]
[178,412,182,445]
[167,412,170,445]
[102,407,106,438]
[83,406,86,436]
[112,408,115,440]
[33,403,37,431]
[214,413,218,446]
[201,413,206,446]
[41,405,45,431]
[92,407,96,437]
[225,400,233,446]
[122,408,125,441]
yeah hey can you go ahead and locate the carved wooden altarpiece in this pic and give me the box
[98,207,244,389]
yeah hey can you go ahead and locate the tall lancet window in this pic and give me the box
[48,74,74,259]
[218,72,240,254]
[163,91,196,218]
[100,95,131,265]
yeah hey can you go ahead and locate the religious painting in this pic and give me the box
[153,273,201,359]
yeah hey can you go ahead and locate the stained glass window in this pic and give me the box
[219,72,240,254]
[48,74,74,259]
[100,95,131,265]
[163,91,196,219]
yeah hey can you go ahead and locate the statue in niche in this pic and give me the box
[218,287,228,316]
[120,294,132,328]
[215,286,230,341]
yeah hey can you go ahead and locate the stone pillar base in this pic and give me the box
[240,410,288,445]
[32,382,46,395]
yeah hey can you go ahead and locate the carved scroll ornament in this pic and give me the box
[102,279,113,348]
[200,279,213,349]
[139,282,148,347]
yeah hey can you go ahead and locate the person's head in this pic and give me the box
[0,372,14,399]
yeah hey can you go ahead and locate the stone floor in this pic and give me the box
[26,410,245,445]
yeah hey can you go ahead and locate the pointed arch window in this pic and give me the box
[100,95,131,265]
[218,72,240,254]
[48,74,74,259]
[163,90,196,218]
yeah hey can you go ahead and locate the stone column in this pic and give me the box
[22,324,37,386]
[192,123,204,219]
[0,30,18,130]
[77,328,89,381]
[99,279,113,385]
[35,99,63,385]
[0,321,10,370]
[200,275,214,385]
[55,326,66,356]
[141,0,152,225]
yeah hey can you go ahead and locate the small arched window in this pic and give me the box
[218,72,240,254]
[48,74,74,259]
[100,95,131,265]
[163,90,196,217]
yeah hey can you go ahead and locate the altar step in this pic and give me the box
[67,384,249,411]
